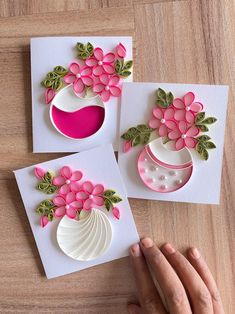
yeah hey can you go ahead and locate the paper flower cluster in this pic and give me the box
[41,42,133,103]
[121,89,217,160]
[34,166,122,228]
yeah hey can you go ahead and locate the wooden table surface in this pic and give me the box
[0,0,234,313]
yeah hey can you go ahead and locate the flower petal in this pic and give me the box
[55,206,66,218]
[123,140,132,153]
[164,107,175,120]
[159,124,168,137]
[174,109,186,121]
[60,166,72,179]
[40,216,49,228]
[103,64,115,74]
[183,92,195,106]
[116,43,126,58]
[76,191,88,201]
[81,76,93,86]
[53,196,66,206]
[93,184,104,195]
[93,83,105,93]
[45,88,55,104]
[93,65,104,76]
[178,121,188,133]
[110,86,121,97]
[109,75,120,86]
[173,98,185,109]
[165,120,177,130]
[66,207,77,219]
[69,62,80,75]
[168,130,181,140]
[71,170,83,181]
[59,184,70,195]
[70,200,83,209]
[185,137,197,148]
[85,57,98,67]
[70,182,81,193]
[93,196,104,206]
[175,138,185,150]
[34,167,46,179]
[185,111,195,124]
[64,73,76,84]
[190,102,203,112]
[66,192,76,204]
[149,118,161,129]
[99,74,110,85]
[83,199,93,211]
[82,181,94,194]
[153,108,164,119]
[73,78,85,94]
[101,90,111,102]
[103,52,115,63]
[94,47,104,61]
[186,125,200,137]
[81,66,92,76]
[112,207,120,220]
[53,175,66,186]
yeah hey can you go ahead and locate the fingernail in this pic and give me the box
[191,247,200,259]
[163,243,176,254]
[141,237,153,248]
[130,244,142,257]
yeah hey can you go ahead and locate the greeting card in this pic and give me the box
[118,83,228,204]
[31,37,133,152]
[14,145,139,278]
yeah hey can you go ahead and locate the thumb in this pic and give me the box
[127,303,142,314]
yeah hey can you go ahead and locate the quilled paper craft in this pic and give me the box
[41,42,133,140]
[121,89,217,193]
[34,165,122,261]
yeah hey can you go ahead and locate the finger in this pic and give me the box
[187,247,224,314]
[140,238,192,314]
[127,303,142,314]
[129,243,166,314]
[161,243,213,314]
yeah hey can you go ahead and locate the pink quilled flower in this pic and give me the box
[173,92,203,124]
[44,88,55,104]
[53,166,83,195]
[64,62,93,94]
[93,74,121,102]
[53,192,83,219]
[116,43,126,58]
[85,47,115,76]
[34,166,46,179]
[149,107,177,137]
[76,181,104,211]
[40,216,49,228]
[168,121,200,150]
[112,207,120,220]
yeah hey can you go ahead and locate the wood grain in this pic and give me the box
[0,0,234,313]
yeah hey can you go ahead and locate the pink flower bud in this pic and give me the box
[40,216,49,228]
[123,140,132,153]
[45,88,55,104]
[112,207,120,220]
[34,166,46,179]
[116,43,126,58]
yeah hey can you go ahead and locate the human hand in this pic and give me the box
[128,238,224,314]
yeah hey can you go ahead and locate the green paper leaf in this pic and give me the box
[196,112,205,123]
[47,213,54,221]
[46,185,57,195]
[104,199,112,211]
[120,70,132,77]
[46,72,60,79]
[36,207,45,215]
[137,124,151,132]
[42,79,53,88]
[37,182,49,192]
[110,195,122,203]
[132,135,141,146]
[123,60,133,70]
[43,171,53,184]
[156,88,174,108]
[115,59,121,73]
[201,148,209,160]
[87,42,94,54]
[76,42,86,52]
[156,99,166,108]
[166,92,174,106]
[103,189,116,197]
[142,133,151,144]
[205,141,216,149]
[196,135,211,142]
[54,66,68,76]
[52,78,62,91]
[77,42,94,59]
[197,124,209,132]
[196,142,209,160]
[202,117,217,124]
[157,88,166,99]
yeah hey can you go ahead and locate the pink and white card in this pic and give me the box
[14,145,139,279]
[118,83,228,204]
[31,37,133,153]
